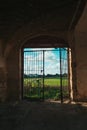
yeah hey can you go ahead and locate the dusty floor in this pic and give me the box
[0,100,87,130]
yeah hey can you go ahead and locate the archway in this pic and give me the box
[21,35,72,103]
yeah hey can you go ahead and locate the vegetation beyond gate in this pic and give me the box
[23,77,69,100]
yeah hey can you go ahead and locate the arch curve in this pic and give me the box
[4,21,69,58]
[22,35,69,49]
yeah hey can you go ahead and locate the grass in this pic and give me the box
[44,77,68,86]
[24,77,68,87]
[23,77,69,100]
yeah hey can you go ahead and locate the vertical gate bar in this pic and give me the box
[59,48,63,103]
[26,52,28,95]
[36,51,37,97]
[29,51,30,88]
[43,50,45,101]
[35,51,36,96]
[22,48,24,99]
[28,51,29,95]
[30,51,32,96]
[26,51,27,96]
[41,51,43,99]
[23,48,27,97]
[37,51,39,98]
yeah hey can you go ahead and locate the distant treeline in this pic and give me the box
[24,73,68,78]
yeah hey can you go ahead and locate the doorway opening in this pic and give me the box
[22,47,70,103]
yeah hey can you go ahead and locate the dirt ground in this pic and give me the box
[0,100,87,130]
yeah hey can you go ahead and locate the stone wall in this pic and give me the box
[74,3,87,101]
[0,41,7,102]
[4,22,68,102]
[6,45,20,101]
[0,3,87,102]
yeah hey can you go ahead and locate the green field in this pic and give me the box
[44,77,68,86]
[23,77,69,100]
[24,77,68,87]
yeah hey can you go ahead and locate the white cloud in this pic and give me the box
[24,48,68,75]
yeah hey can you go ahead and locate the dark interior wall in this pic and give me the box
[0,1,86,102]
[74,3,87,101]
[0,40,7,102]
[6,45,20,101]
[4,21,70,101]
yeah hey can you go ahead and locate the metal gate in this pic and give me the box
[59,48,69,103]
[22,48,69,102]
[23,50,44,101]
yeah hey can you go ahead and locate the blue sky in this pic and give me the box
[24,48,68,75]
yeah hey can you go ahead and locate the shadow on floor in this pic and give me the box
[0,100,87,130]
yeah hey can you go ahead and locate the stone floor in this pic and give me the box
[0,100,87,130]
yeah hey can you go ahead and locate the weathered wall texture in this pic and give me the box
[75,3,87,101]
[0,41,7,101]
[5,27,68,101]
[6,46,20,101]
[0,3,87,102]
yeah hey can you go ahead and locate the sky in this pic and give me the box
[23,48,68,75]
